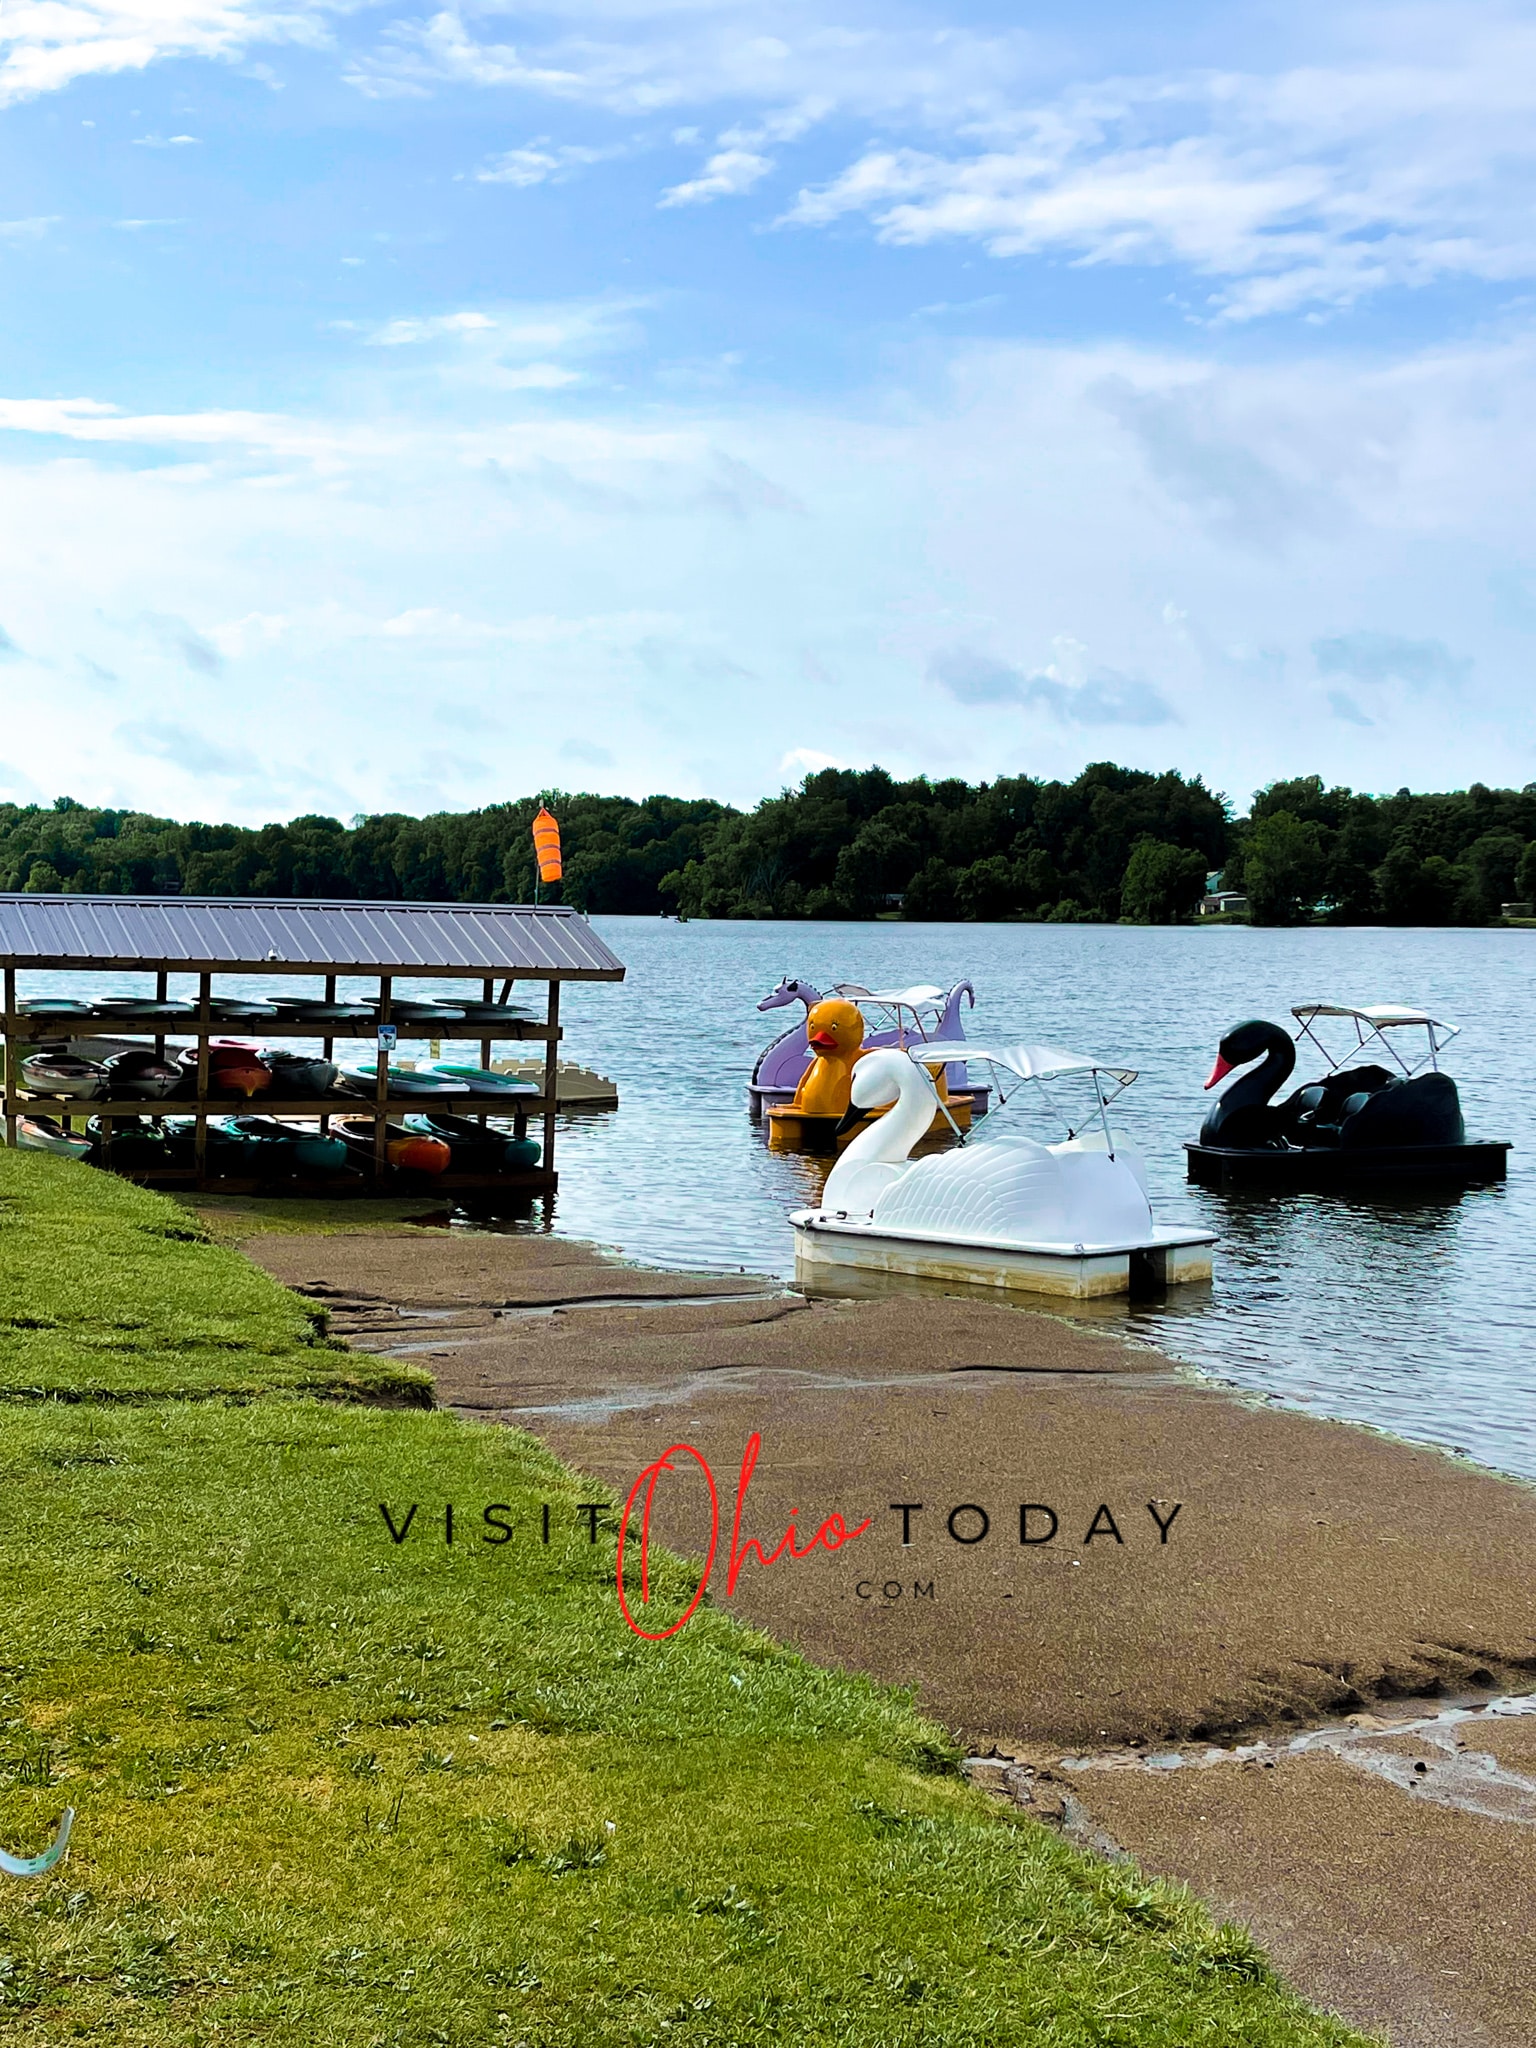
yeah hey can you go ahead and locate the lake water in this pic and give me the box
[19,918,1534,1481]
[554,919,1534,1483]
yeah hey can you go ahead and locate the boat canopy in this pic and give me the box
[1291,1001,1459,1076]
[907,1040,1138,1087]
[1292,1002,1458,1033]
[833,983,947,1010]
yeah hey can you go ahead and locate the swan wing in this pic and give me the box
[871,1138,1153,1249]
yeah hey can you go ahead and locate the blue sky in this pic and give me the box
[2,0,1535,822]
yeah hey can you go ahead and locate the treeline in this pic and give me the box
[0,792,727,914]
[1224,775,1536,925]
[2,764,1534,925]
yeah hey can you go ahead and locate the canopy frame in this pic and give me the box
[1291,1002,1459,1079]
[908,1040,1138,1153]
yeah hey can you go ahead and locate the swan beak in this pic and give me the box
[1203,1054,1233,1091]
[832,1104,867,1138]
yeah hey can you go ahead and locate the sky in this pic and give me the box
[2,0,1535,823]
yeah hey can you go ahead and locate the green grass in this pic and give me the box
[0,1149,1375,2046]
[0,1153,429,1404]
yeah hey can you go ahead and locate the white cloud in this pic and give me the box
[785,18,1536,318]
[476,138,623,185]
[132,131,201,145]
[364,311,498,345]
[0,216,58,240]
[0,0,327,106]
[781,746,845,775]
[0,325,1534,816]
[660,101,824,206]
[348,5,1029,124]
[661,146,772,207]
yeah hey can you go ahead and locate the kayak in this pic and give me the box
[20,1052,109,1100]
[421,1063,540,1096]
[97,996,197,1019]
[452,1003,534,1027]
[17,1116,92,1160]
[402,1111,541,1171]
[86,1117,174,1169]
[176,1043,272,1099]
[257,1050,338,1096]
[104,1048,183,1100]
[332,1117,451,1175]
[335,1062,472,1097]
[228,1116,351,1172]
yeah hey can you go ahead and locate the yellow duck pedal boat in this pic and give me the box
[763,997,970,1151]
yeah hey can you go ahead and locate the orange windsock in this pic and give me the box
[531,806,562,884]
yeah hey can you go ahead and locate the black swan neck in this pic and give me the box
[1224,1026,1296,1110]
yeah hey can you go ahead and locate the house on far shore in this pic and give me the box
[1199,891,1250,918]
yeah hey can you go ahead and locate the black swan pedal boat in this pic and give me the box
[1186,1002,1511,1191]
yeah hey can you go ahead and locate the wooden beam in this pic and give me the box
[321,973,335,1137]
[194,972,211,1188]
[542,979,560,1178]
[3,964,15,1149]
[480,976,493,1129]
[374,974,392,1184]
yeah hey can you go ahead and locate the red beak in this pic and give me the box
[809,1030,837,1049]
[1203,1053,1233,1091]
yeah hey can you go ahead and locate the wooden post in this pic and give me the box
[374,975,392,1183]
[194,972,211,1188]
[3,965,15,1148]
[480,977,493,1129]
[320,973,335,1137]
[541,979,560,1181]
[154,968,167,1061]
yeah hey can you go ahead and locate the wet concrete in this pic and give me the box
[243,1226,1536,2048]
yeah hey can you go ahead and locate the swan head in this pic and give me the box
[1205,1017,1291,1090]
[831,1047,917,1136]
[804,998,865,1057]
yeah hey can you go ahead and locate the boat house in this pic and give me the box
[0,894,625,1196]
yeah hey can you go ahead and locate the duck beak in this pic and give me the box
[1203,1054,1233,1091]
[833,1103,866,1138]
[809,1030,837,1049]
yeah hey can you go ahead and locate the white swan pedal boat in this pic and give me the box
[790,1042,1215,1299]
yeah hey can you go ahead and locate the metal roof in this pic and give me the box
[0,895,626,981]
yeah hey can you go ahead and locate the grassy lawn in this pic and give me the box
[0,1153,1374,2046]
[0,1154,429,1404]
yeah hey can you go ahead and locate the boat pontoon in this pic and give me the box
[792,1041,1214,1299]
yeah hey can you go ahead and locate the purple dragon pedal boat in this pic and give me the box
[749,978,989,1118]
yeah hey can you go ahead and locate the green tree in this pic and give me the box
[1119,838,1208,923]
[1462,832,1525,919]
[1244,812,1326,925]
